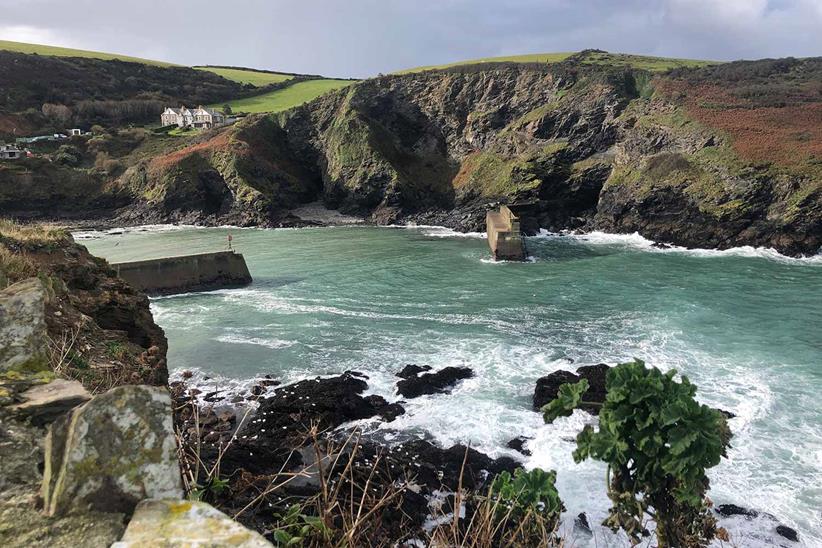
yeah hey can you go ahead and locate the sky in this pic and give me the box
[0,0,821,77]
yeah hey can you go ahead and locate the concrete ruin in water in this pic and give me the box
[486,205,526,261]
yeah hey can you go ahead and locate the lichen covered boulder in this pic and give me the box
[112,499,272,547]
[42,385,182,516]
[0,278,49,373]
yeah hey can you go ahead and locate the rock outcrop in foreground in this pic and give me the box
[42,385,182,516]
[0,259,265,545]
[113,499,273,548]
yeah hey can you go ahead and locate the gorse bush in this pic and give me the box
[543,359,729,547]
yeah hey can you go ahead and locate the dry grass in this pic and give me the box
[0,218,69,246]
[0,246,37,288]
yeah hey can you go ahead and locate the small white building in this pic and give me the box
[0,143,25,160]
[161,106,226,129]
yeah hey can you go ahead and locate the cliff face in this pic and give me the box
[7,54,819,256]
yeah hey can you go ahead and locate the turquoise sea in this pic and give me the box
[80,225,822,546]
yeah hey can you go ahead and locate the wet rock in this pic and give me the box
[506,436,532,456]
[112,499,272,547]
[776,524,799,542]
[396,364,432,379]
[219,372,400,474]
[250,385,266,396]
[533,363,609,412]
[574,512,591,533]
[9,378,90,426]
[715,504,799,542]
[0,278,50,373]
[396,366,474,398]
[716,504,758,518]
[42,385,182,516]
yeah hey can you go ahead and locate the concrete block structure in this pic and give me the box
[486,205,526,261]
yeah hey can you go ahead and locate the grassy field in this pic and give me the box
[398,50,718,74]
[397,52,573,73]
[578,51,717,72]
[217,79,354,113]
[194,67,294,86]
[0,39,176,66]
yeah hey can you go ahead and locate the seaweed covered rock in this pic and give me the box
[42,385,182,517]
[0,278,49,373]
[112,499,272,548]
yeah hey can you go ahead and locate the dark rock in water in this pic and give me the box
[217,372,400,475]
[574,512,591,533]
[374,400,406,422]
[396,364,432,379]
[776,524,799,542]
[506,436,532,456]
[396,366,474,398]
[533,363,609,412]
[718,409,736,419]
[259,376,280,387]
[716,504,759,518]
[250,384,266,396]
[715,504,798,542]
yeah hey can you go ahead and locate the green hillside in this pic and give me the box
[399,50,718,74]
[216,79,355,113]
[194,66,294,86]
[398,52,573,73]
[0,39,176,66]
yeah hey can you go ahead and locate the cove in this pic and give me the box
[80,225,822,546]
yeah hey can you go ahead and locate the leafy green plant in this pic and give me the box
[543,359,729,547]
[271,503,330,547]
[489,467,564,538]
[188,475,230,502]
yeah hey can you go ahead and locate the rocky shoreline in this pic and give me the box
[0,221,806,546]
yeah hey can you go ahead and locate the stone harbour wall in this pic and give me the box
[112,251,252,296]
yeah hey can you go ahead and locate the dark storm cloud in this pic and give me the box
[1,0,820,77]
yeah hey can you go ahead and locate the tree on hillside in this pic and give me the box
[222,104,233,115]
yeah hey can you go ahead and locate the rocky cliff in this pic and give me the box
[0,220,168,388]
[4,51,820,256]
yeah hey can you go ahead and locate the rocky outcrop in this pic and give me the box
[0,278,50,373]
[8,378,90,426]
[0,223,169,389]
[396,365,474,398]
[533,363,609,412]
[213,372,403,475]
[42,385,182,517]
[113,499,272,548]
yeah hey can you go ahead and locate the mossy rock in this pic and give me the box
[0,278,50,374]
[42,385,182,517]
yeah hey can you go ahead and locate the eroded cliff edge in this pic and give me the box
[3,53,820,256]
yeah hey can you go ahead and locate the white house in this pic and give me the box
[161,106,226,129]
[0,143,25,160]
